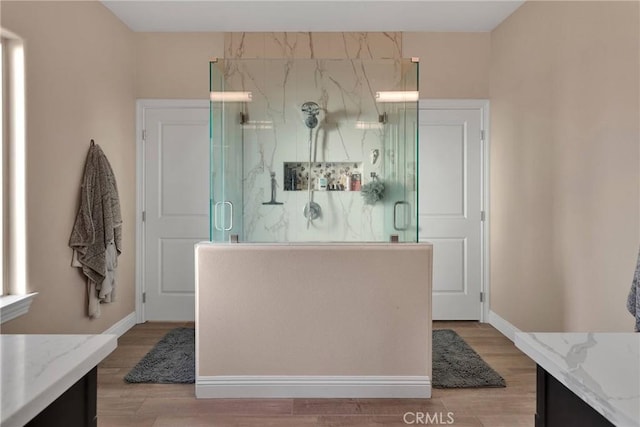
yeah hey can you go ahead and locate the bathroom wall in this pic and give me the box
[1,1,136,333]
[133,31,488,101]
[222,32,414,242]
[490,1,640,332]
[135,32,225,99]
[402,32,491,99]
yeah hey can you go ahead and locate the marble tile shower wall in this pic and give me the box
[225,32,402,60]
[224,33,404,242]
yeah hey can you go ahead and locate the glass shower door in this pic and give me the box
[381,59,419,242]
[210,60,244,242]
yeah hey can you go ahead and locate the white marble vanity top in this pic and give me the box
[0,334,117,427]
[515,332,640,427]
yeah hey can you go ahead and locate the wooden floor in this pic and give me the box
[97,321,536,426]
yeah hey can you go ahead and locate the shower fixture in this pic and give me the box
[370,149,380,165]
[301,101,320,129]
[303,201,321,221]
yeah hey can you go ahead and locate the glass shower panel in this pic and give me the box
[240,59,294,242]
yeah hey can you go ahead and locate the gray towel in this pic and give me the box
[627,247,640,332]
[69,143,122,318]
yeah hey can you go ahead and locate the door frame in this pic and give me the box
[418,99,490,322]
[135,99,210,323]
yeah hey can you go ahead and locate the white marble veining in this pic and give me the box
[0,334,117,427]
[215,33,416,242]
[515,333,640,427]
[225,32,403,60]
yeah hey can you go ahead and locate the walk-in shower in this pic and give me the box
[209,58,419,243]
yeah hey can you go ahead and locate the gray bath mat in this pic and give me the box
[432,329,506,388]
[124,327,195,383]
[124,327,504,387]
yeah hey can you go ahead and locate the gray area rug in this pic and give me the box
[124,327,505,388]
[432,329,506,388]
[124,327,195,383]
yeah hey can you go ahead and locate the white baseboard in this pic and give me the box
[196,376,431,399]
[103,312,136,338]
[487,310,521,342]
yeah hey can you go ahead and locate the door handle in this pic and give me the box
[213,201,233,231]
[223,201,233,231]
[213,201,224,231]
[394,201,411,231]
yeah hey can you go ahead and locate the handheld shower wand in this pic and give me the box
[301,102,321,228]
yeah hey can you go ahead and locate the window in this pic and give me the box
[0,29,34,323]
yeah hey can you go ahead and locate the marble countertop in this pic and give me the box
[1,334,117,427]
[515,332,640,427]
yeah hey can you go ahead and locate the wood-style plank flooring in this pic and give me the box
[97,321,536,426]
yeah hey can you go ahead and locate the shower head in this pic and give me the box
[302,102,320,116]
[301,101,320,129]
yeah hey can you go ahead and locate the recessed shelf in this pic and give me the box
[284,162,363,192]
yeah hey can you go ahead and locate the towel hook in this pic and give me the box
[90,139,95,147]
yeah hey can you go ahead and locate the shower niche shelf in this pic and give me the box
[284,162,363,192]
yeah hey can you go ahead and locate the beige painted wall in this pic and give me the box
[402,32,491,99]
[135,32,224,99]
[490,1,640,332]
[197,244,432,378]
[1,1,136,333]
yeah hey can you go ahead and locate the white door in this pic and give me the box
[419,106,484,320]
[142,102,209,321]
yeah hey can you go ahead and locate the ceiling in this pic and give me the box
[101,0,525,32]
